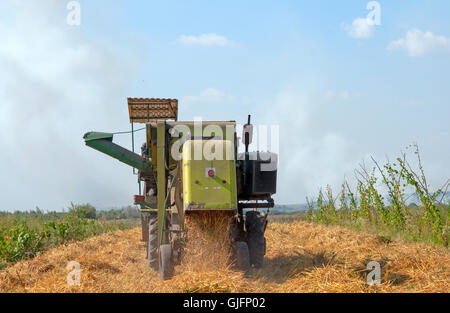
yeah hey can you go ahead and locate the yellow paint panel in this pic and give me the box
[182,140,237,211]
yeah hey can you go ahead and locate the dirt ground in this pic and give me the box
[0,220,448,293]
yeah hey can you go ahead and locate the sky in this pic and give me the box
[0,0,449,211]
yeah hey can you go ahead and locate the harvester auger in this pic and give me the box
[83,98,277,280]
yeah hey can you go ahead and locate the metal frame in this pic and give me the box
[157,121,168,246]
[127,98,178,123]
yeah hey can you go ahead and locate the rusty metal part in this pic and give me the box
[128,98,178,123]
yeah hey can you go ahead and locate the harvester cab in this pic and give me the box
[83,98,278,279]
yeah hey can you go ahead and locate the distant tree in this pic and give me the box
[69,203,97,219]
[122,206,140,219]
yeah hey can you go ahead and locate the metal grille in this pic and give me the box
[127,98,178,123]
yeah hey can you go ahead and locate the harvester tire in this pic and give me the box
[246,211,267,269]
[248,236,266,268]
[234,241,250,271]
[229,215,246,242]
[147,212,158,270]
[159,244,174,280]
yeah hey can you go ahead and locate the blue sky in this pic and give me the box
[0,1,449,210]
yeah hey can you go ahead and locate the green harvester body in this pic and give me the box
[83,98,277,279]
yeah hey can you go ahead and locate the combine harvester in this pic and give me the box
[83,98,278,279]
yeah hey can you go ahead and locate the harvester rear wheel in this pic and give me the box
[159,244,174,280]
[147,212,158,270]
[234,241,250,271]
[229,214,246,242]
[246,211,267,269]
[247,236,266,268]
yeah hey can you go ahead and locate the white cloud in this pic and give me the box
[176,33,235,47]
[344,18,375,39]
[324,90,351,101]
[387,29,450,57]
[259,88,363,204]
[179,88,251,121]
[182,88,236,103]
[0,1,144,210]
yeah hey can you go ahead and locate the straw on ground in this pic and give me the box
[0,220,448,293]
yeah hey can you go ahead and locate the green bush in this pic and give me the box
[309,144,449,247]
[0,204,140,268]
[0,221,44,263]
[69,203,97,219]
